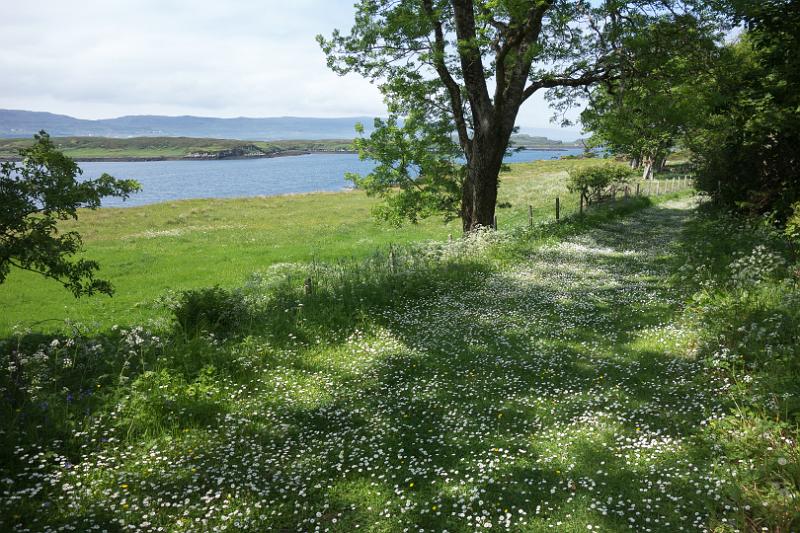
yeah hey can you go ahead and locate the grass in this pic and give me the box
[0,158,689,334]
[4,160,789,532]
[7,191,796,532]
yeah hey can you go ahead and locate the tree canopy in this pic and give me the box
[0,132,140,296]
[320,0,721,230]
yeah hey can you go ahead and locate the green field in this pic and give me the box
[2,188,796,531]
[2,158,667,333]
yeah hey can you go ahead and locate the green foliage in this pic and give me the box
[320,0,709,228]
[118,367,224,438]
[172,286,248,336]
[0,132,140,296]
[687,2,800,220]
[567,163,636,203]
[347,112,463,225]
[677,206,800,530]
[787,201,800,244]
[580,14,724,175]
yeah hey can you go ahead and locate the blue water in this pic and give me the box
[79,148,582,207]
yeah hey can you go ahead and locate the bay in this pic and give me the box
[79,148,583,207]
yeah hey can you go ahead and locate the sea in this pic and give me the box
[78,148,583,207]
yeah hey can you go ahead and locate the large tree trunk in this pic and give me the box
[461,135,506,231]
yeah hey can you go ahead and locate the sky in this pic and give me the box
[0,0,582,137]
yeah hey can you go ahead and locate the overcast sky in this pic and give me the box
[0,0,581,134]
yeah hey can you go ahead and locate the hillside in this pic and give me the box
[0,136,355,160]
[508,133,582,148]
[0,109,375,140]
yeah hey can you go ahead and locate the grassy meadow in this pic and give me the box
[2,159,794,532]
[0,158,664,334]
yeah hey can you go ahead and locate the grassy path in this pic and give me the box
[3,198,744,532]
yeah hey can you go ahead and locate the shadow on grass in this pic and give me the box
[3,195,735,531]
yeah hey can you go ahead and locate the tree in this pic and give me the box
[0,132,140,296]
[687,0,800,220]
[580,14,723,179]
[320,0,717,231]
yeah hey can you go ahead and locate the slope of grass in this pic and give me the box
[5,193,796,532]
[1,158,690,334]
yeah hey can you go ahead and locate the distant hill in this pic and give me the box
[0,109,376,140]
[0,136,355,161]
[1,110,583,147]
[509,133,581,149]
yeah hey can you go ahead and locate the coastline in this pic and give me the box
[0,146,577,163]
[0,149,358,163]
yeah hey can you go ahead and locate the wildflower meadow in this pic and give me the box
[1,189,797,532]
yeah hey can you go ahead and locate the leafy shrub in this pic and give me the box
[786,201,800,245]
[678,207,800,530]
[117,367,224,437]
[172,286,248,336]
[567,163,636,204]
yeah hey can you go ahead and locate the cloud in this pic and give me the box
[0,0,580,131]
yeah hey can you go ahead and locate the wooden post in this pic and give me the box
[304,277,313,296]
[493,215,498,230]
[555,197,560,221]
[636,183,640,197]
[579,193,584,215]
[528,205,533,228]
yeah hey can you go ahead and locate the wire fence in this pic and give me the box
[494,175,695,231]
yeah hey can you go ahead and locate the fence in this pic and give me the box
[493,175,694,230]
[290,176,694,298]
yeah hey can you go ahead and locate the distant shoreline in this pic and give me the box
[0,146,578,163]
[0,149,357,163]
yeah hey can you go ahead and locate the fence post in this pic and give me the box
[528,205,533,228]
[580,193,584,215]
[493,215,498,230]
[636,182,640,197]
[304,277,313,296]
[555,197,560,221]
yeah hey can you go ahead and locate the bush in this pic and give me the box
[567,163,636,204]
[786,201,800,245]
[172,286,248,336]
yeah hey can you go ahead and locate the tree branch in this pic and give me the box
[422,0,472,156]
[522,70,612,102]
[451,0,493,126]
